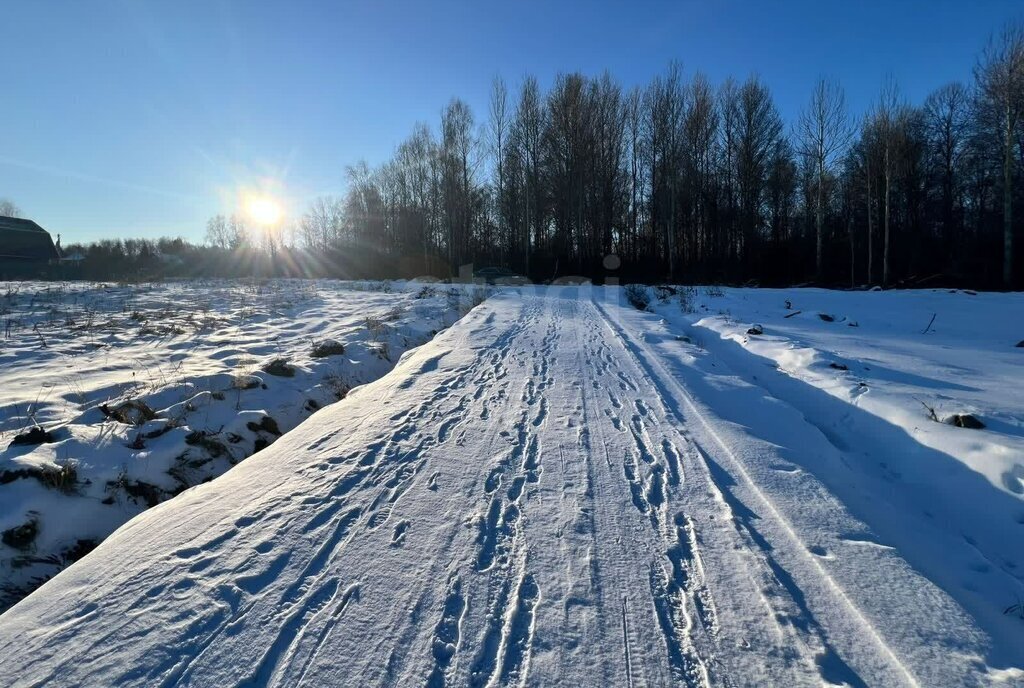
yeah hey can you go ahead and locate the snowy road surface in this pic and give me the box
[0,288,1019,686]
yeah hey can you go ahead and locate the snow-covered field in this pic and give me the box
[0,279,482,611]
[0,284,1021,686]
[647,286,1024,654]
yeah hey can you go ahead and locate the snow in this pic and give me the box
[0,284,1021,686]
[645,286,1024,659]
[0,279,480,610]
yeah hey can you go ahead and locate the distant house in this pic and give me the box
[0,216,62,278]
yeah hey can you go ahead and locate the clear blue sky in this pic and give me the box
[1,0,1020,244]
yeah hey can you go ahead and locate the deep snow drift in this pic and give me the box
[0,285,1021,686]
[0,280,481,610]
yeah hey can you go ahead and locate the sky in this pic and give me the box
[1,0,1021,244]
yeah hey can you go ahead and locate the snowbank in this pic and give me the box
[644,285,1024,651]
[0,279,485,610]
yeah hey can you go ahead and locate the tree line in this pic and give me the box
[6,22,1022,288]
[281,21,1022,288]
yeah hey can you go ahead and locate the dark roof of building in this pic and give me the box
[0,215,61,261]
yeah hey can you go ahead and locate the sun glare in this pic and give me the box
[243,194,284,226]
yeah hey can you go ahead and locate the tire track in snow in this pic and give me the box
[575,309,674,687]
[592,295,918,687]
[587,319,712,685]
[592,298,837,684]
[621,597,635,688]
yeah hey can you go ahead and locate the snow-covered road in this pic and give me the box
[0,288,1017,686]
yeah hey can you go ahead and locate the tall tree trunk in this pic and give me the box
[1004,109,1014,287]
[849,214,856,288]
[815,159,824,281]
[524,194,531,278]
[883,148,891,287]
[866,168,874,285]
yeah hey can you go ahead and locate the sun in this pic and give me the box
[243,194,284,226]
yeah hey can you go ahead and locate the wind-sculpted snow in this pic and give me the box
[0,286,1020,686]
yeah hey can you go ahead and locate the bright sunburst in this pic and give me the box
[243,194,284,226]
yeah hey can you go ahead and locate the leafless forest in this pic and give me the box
[19,22,1023,288]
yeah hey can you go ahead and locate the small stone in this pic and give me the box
[232,375,262,390]
[311,339,346,358]
[261,358,295,377]
[10,426,54,447]
[946,414,985,430]
[101,400,157,426]
[2,518,38,550]
[247,415,282,436]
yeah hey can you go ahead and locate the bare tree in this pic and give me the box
[0,198,21,218]
[923,83,970,257]
[300,196,344,251]
[796,78,851,279]
[489,76,509,264]
[718,78,741,265]
[343,160,386,251]
[625,87,644,262]
[856,116,880,284]
[513,76,545,275]
[545,73,590,271]
[272,44,1017,287]
[441,99,476,272]
[204,215,231,250]
[976,22,1024,286]
[734,77,783,273]
[645,62,686,278]
[874,78,905,287]
[685,73,718,263]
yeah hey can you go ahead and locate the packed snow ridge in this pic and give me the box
[0,283,1022,686]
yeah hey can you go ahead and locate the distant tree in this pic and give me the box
[923,83,970,260]
[512,76,546,276]
[645,63,686,279]
[0,198,21,218]
[227,215,249,250]
[489,76,509,265]
[114,29,1015,288]
[300,196,344,252]
[734,77,784,273]
[684,73,718,269]
[440,99,476,273]
[589,71,627,266]
[718,78,741,266]
[204,215,231,250]
[343,161,386,259]
[624,86,644,263]
[873,78,905,287]
[796,78,851,279]
[545,72,592,274]
[851,116,881,283]
[975,22,1024,286]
